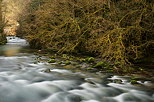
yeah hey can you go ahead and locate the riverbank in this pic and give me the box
[17,0,154,73]
[34,49,154,82]
[0,33,7,45]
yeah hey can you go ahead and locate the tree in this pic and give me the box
[0,0,6,45]
[0,0,3,29]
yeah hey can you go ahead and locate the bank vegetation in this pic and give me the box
[17,0,154,71]
[0,0,7,45]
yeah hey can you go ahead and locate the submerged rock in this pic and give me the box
[44,69,51,73]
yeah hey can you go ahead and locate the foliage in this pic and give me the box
[17,0,154,69]
[0,0,7,45]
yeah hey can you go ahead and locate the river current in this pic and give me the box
[0,37,153,102]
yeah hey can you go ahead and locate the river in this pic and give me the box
[0,37,153,102]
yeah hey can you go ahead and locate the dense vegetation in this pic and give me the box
[0,0,7,45]
[17,0,154,70]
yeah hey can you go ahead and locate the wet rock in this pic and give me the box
[86,57,95,63]
[44,69,51,73]
[93,61,104,68]
[76,65,82,68]
[49,56,55,59]
[107,70,114,73]
[64,65,75,69]
[58,61,62,64]
[64,60,71,65]
[79,58,86,62]
[130,80,139,84]
[85,79,96,85]
[114,79,122,84]
[48,59,56,63]
[66,94,82,102]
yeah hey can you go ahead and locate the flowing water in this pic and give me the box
[0,37,153,102]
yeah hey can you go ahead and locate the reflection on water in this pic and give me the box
[2,45,20,56]
[0,37,153,102]
[0,37,28,56]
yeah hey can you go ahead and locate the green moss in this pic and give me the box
[76,57,80,61]
[109,67,114,70]
[122,70,128,73]
[62,54,69,59]
[87,68,92,70]
[76,65,82,68]
[93,61,104,68]
[48,59,56,63]
[64,60,71,65]
[114,79,122,84]
[58,61,62,64]
[131,77,139,80]
[49,56,55,59]
[130,77,144,81]
[130,80,138,84]
[107,70,114,73]
[80,58,86,62]
[86,57,95,63]
[69,58,74,61]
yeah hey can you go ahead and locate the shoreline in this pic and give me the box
[35,49,154,80]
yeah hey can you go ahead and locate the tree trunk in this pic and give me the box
[0,0,7,45]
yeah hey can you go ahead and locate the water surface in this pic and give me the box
[0,37,153,102]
